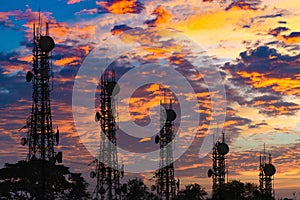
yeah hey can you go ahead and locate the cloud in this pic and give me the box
[282,32,300,44]
[145,6,172,27]
[0,10,23,30]
[223,46,300,97]
[67,0,84,5]
[96,0,145,14]
[248,95,300,116]
[248,120,268,128]
[269,27,289,36]
[258,13,282,19]
[225,0,261,11]
[111,24,133,35]
[75,8,98,15]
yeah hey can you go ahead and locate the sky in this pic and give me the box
[0,0,300,199]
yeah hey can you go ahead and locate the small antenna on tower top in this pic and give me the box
[163,88,166,105]
[222,130,225,143]
[260,153,261,166]
[38,8,41,35]
[46,23,49,36]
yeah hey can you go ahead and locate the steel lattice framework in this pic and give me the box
[21,22,61,163]
[259,147,276,200]
[91,71,123,200]
[208,131,229,200]
[155,100,177,200]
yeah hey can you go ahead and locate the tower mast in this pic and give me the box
[154,97,177,200]
[20,14,61,199]
[91,70,124,199]
[22,16,61,164]
[259,145,276,200]
[208,131,229,200]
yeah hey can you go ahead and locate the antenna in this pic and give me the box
[38,8,41,35]
[46,22,49,36]
[222,130,225,143]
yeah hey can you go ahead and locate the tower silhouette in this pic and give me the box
[208,131,229,200]
[91,70,124,200]
[19,19,61,199]
[154,98,178,200]
[21,20,61,164]
[259,145,276,200]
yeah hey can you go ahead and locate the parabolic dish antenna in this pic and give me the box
[26,71,33,82]
[263,163,276,176]
[95,112,101,122]
[208,168,213,177]
[106,81,120,96]
[166,109,176,121]
[217,142,229,155]
[155,135,160,144]
[39,36,55,52]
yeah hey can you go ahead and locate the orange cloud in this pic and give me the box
[0,61,30,75]
[75,45,91,56]
[237,71,300,96]
[139,137,151,143]
[145,6,172,27]
[96,0,144,14]
[17,55,32,63]
[67,0,83,4]
[111,24,132,35]
[282,32,300,44]
[54,56,82,66]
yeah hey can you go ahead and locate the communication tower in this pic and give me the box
[259,145,276,200]
[153,98,178,200]
[208,131,229,200]
[21,19,61,164]
[19,17,61,199]
[90,71,125,200]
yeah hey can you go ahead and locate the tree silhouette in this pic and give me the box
[125,178,159,200]
[0,160,90,200]
[222,180,259,200]
[176,183,207,200]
